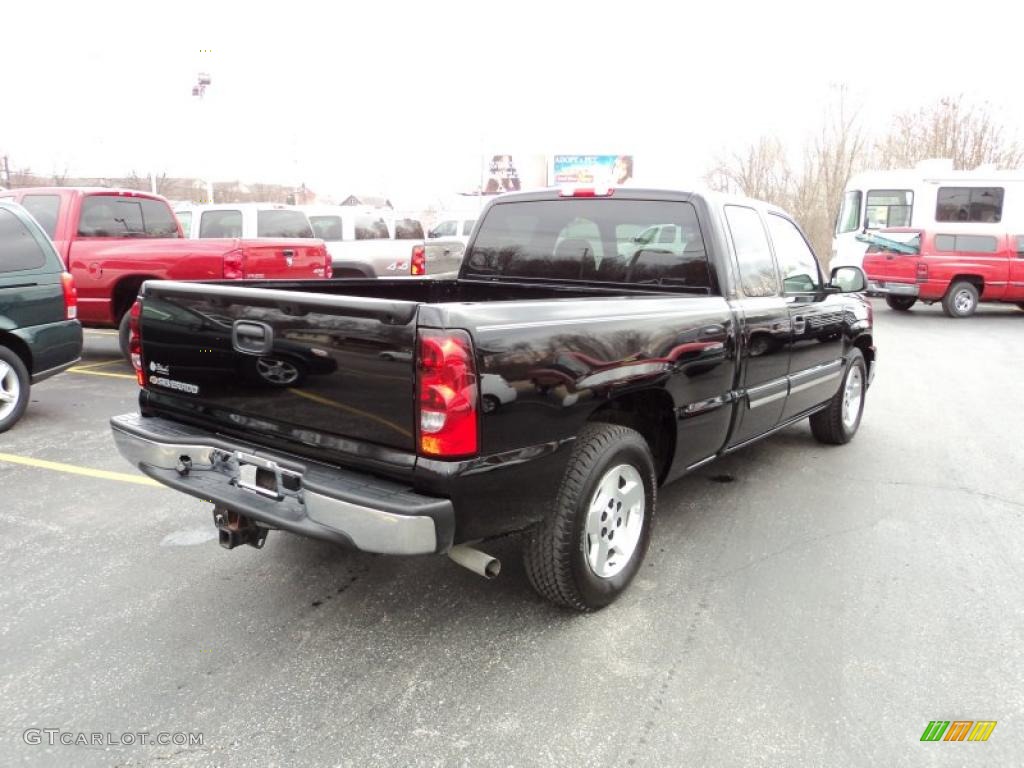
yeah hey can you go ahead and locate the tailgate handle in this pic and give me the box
[232,320,274,355]
[282,249,295,257]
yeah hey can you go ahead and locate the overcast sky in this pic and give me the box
[3,0,1022,209]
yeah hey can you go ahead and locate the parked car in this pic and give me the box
[298,205,462,278]
[0,201,82,432]
[863,228,1024,316]
[0,189,330,356]
[427,214,478,245]
[110,187,875,610]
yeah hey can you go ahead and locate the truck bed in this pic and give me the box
[135,277,725,477]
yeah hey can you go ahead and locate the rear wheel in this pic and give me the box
[0,346,31,433]
[523,423,656,611]
[481,395,500,414]
[942,281,979,318]
[885,295,916,311]
[810,349,865,445]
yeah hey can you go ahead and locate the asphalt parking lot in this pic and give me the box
[2,301,1022,767]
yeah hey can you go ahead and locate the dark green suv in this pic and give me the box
[0,201,83,432]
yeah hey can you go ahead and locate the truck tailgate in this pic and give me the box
[138,281,419,458]
[239,239,328,279]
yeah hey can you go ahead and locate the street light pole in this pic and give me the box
[192,72,214,203]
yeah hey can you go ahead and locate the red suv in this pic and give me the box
[863,228,1024,317]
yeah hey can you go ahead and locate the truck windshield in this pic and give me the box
[257,210,314,238]
[463,199,713,291]
[78,196,180,238]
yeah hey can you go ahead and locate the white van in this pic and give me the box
[832,161,1024,269]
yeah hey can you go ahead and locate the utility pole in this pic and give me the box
[1,154,10,188]
[192,72,214,203]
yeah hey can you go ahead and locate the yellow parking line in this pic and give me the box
[71,358,122,371]
[0,452,162,487]
[287,388,412,438]
[67,367,136,380]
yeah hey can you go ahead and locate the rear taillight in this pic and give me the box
[128,299,145,387]
[60,272,77,320]
[411,245,426,276]
[916,261,928,281]
[223,250,245,279]
[417,329,477,457]
[323,247,333,279]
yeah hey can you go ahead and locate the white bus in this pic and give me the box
[832,160,1024,268]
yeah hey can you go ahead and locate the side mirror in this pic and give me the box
[830,265,866,293]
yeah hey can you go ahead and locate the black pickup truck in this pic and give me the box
[111,188,875,610]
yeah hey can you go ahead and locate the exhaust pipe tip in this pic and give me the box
[448,544,501,580]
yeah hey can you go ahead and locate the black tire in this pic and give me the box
[0,346,31,433]
[810,348,866,445]
[885,295,916,312]
[118,310,132,359]
[942,281,979,318]
[523,423,656,611]
[1017,303,1024,311]
[481,394,500,414]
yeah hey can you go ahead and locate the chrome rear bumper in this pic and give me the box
[110,413,451,555]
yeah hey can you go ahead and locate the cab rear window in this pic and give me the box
[464,199,713,291]
[78,196,179,238]
[934,234,998,253]
[257,210,313,238]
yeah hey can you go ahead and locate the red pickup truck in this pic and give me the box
[0,188,331,350]
[864,228,1024,317]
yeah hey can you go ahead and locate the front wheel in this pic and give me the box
[523,423,656,611]
[885,295,916,312]
[942,281,979,318]
[0,346,31,433]
[809,349,866,445]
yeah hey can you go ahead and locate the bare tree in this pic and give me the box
[706,87,867,267]
[875,96,1024,170]
[49,166,70,186]
[706,136,792,206]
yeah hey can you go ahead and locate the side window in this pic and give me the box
[78,197,178,238]
[462,219,476,236]
[22,194,61,238]
[766,214,821,292]
[199,210,243,238]
[1016,236,1024,256]
[865,190,913,229]
[355,215,389,240]
[177,211,192,237]
[936,187,1004,223]
[725,205,778,297]
[431,220,457,238]
[0,208,48,272]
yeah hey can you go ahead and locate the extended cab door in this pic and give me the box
[722,204,792,447]
[765,213,845,420]
[1011,235,1024,300]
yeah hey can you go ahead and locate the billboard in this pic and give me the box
[481,154,547,195]
[552,155,633,186]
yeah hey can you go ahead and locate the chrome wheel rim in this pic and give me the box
[256,358,300,385]
[584,464,645,579]
[0,361,20,420]
[841,365,863,430]
[954,289,974,314]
